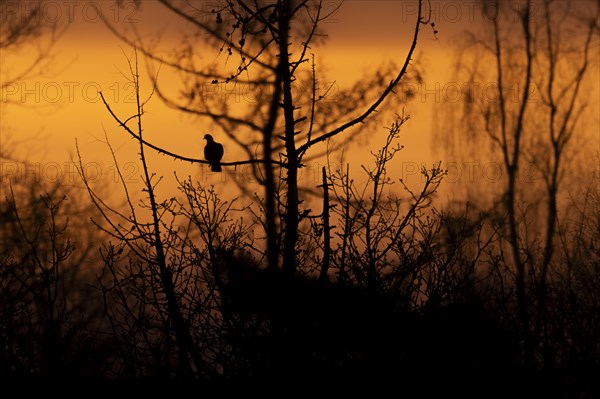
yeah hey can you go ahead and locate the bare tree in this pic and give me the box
[324,118,445,296]
[0,0,65,107]
[101,0,429,272]
[434,0,600,369]
[0,161,106,377]
[0,2,104,378]
[78,52,222,377]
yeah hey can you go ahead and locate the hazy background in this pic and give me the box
[2,1,600,389]
[1,0,598,203]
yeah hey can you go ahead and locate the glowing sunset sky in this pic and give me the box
[1,0,598,203]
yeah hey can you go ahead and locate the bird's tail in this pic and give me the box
[211,164,222,172]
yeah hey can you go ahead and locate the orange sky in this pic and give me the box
[1,0,598,205]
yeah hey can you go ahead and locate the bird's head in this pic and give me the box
[204,134,213,141]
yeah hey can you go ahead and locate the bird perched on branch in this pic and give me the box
[204,134,224,172]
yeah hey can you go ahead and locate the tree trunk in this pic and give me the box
[279,0,299,274]
[319,166,331,282]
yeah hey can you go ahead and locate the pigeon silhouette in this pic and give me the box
[204,134,224,172]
